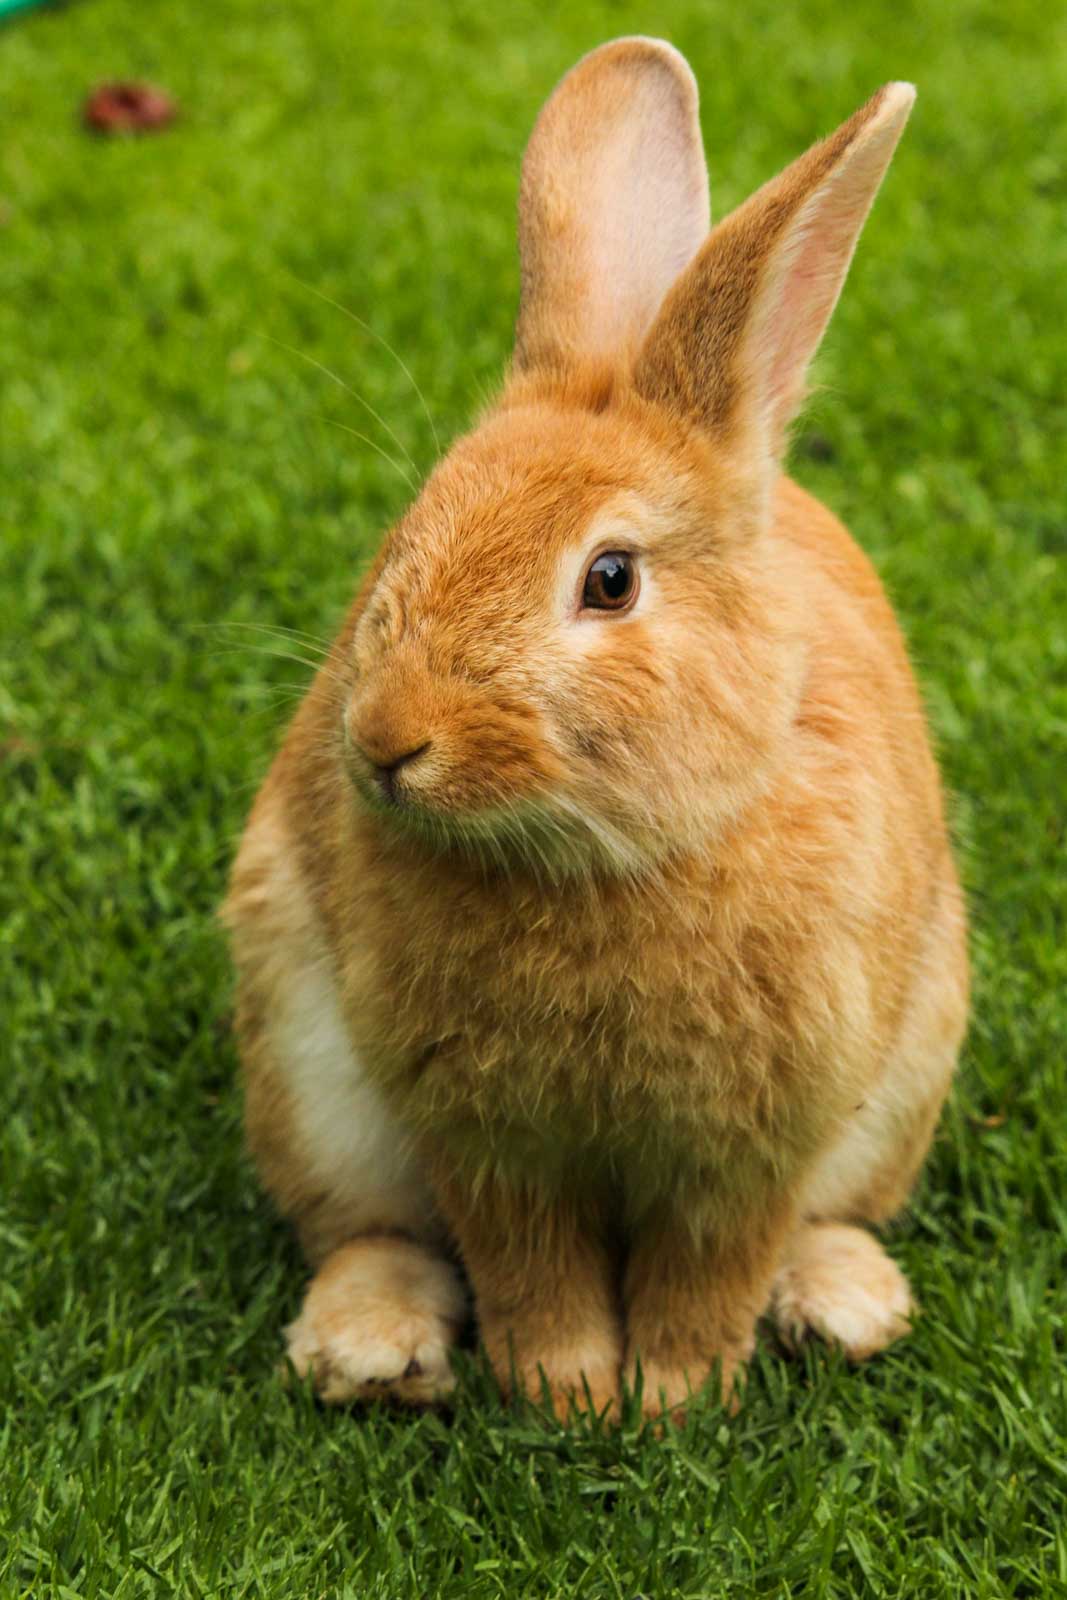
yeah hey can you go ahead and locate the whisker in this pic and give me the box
[189,621,334,660]
[289,276,442,457]
[207,645,351,690]
[192,620,336,651]
[309,412,417,495]
[238,680,317,706]
[552,794,647,878]
[207,646,324,675]
[262,334,420,476]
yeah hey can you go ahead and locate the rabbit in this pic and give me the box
[223,37,969,1422]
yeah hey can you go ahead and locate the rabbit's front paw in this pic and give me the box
[521,1360,621,1423]
[284,1235,467,1406]
[630,1351,746,1425]
[487,1329,622,1422]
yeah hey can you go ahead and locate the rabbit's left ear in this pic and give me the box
[635,84,915,456]
[514,37,710,373]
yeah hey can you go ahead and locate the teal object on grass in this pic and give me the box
[0,0,52,16]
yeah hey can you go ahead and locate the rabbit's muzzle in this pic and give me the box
[343,654,563,825]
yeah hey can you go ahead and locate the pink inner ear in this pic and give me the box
[758,174,873,430]
[515,40,711,370]
[750,86,915,443]
[588,130,711,356]
[617,80,914,442]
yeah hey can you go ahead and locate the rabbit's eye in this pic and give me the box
[582,552,638,613]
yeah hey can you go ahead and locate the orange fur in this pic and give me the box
[223,39,967,1421]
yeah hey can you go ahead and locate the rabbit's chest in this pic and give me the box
[356,882,848,1169]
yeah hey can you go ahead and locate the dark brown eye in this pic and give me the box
[581,551,638,613]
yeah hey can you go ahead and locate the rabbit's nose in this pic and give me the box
[354,731,429,772]
[345,655,440,799]
[346,687,432,799]
[365,741,431,803]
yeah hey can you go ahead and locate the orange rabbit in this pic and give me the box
[224,38,968,1421]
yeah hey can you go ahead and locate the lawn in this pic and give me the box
[1,0,1065,1595]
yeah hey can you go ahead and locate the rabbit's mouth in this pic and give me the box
[342,724,644,879]
[375,793,645,881]
[338,638,659,878]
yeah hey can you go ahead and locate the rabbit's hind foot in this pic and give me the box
[770,1222,913,1362]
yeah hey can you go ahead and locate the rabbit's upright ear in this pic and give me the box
[635,84,915,457]
[514,38,710,373]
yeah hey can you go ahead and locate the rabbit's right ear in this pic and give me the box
[634,84,915,458]
[514,38,710,374]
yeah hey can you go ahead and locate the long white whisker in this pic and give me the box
[194,624,333,661]
[310,413,417,494]
[553,794,646,878]
[240,685,317,713]
[208,645,351,690]
[290,277,442,456]
[264,335,420,476]
[192,621,336,656]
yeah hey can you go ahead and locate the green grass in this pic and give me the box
[2,0,1065,1595]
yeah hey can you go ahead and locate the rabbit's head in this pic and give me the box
[341,40,914,874]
